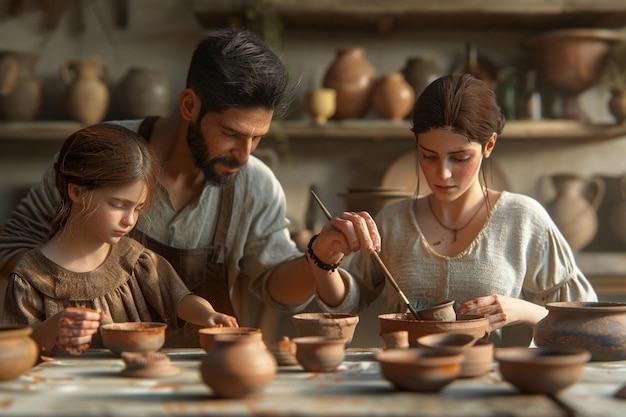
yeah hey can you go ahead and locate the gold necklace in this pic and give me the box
[427,195,485,242]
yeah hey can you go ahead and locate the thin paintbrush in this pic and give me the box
[309,190,421,320]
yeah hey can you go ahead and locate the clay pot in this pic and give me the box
[379,313,489,346]
[609,88,626,124]
[416,333,477,350]
[401,56,442,99]
[198,326,262,352]
[0,52,18,95]
[60,56,110,125]
[0,325,39,382]
[371,73,415,121]
[0,51,43,121]
[269,336,298,366]
[100,322,166,355]
[200,333,277,398]
[120,351,180,378]
[495,347,590,394]
[416,300,456,322]
[416,333,493,378]
[533,301,626,361]
[322,47,376,120]
[375,347,463,392]
[116,67,172,118]
[306,88,336,124]
[291,312,359,347]
[292,336,346,372]
[382,330,409,350]
[537,174,605,252]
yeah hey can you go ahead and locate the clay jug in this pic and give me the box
[322,47,376,120]
[0,52,18,96]
[0,51,43,121]
[60,56,110,125]
[116,67,172,119]
[401,57,442,99]
[371,73,415,121]
[534,301,626,361]
[609,174,626,245]
[0,325,39,382]
[538,174,605,252]
[200,333,276,399]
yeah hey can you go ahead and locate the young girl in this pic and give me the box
[2,123,238,355]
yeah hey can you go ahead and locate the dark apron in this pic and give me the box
[130,117,236,347]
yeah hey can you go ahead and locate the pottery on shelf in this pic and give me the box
[401,56,442,100]
[198,326,262,352]
[495,347,590,394]
[116,67,172,119]
[322,47,376,120]
[375,347,464,392]
[0,51,42,121]
[100,322,167,355]
[609,174,626,245]
[306,88,336,124]
[533,301,626,361]
[291,312,359,347]
[0,325,39,382]
[60,56,110,125]
[200,333,277,399]
[537,173,605,252]
[292,336,346,372]
[371,72,415,121]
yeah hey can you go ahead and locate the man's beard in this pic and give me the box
[187,121,241,187]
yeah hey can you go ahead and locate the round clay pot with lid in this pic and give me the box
[0,325,39,382]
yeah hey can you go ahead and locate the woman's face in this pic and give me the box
[416,128,485,202]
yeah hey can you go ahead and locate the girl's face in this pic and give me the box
[70,180,148,245]
[416,128,491,202]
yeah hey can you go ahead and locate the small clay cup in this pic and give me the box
[100,322,166,355]
[416,300,456,322]
[292,336,346,372]
[495,347,591,394]
[198,326,262,352]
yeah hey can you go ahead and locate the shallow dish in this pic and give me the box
[495,347,590,394]
[375,347,463,392]
[100,322,167,355]
[292,313,359,347]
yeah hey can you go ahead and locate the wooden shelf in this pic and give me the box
[191,0,626,31]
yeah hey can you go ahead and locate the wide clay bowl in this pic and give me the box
[379,313,489,346]
[198,326,262,352]
[416,300,456,322]
[533,301,626,361]
[292,336,346,372]
[0,325,39,382]
[375,347,464,392]
[495,347,590,395]
[100,322,167,355]
[292,313,359,347]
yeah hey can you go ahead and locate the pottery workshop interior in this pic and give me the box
[1,0,626,348]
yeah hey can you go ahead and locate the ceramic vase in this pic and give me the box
[200,333,276,398]
[533,301,626,361]
[0,51,43,121]
[60,56,110,125]
[537,174,605,252]
[116,67,171,118]
[306,88,336,124]
[0,326,39,381]
[609,88,626,124]
[0,52,18,96]
[322,47,376,120]
[401,56,442,99]
[371,73,415,121]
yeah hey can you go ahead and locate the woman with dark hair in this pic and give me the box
[301,73,597,345]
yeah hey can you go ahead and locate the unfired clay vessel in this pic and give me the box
[100,322,166,355]
[292,312,359,347]
[198,326,262,352]
[0,325,39,381]
[292,336,346,372]
[416,300,457,322]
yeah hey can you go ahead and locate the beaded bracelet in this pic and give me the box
[306,234,343,272]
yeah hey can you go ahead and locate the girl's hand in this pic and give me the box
[457,294,548,332]
[56,307,102,354]
[205,312,239,328]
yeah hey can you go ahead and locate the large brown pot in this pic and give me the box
[371,73,415,121]
[200,333,276,398]
[322,47,376,120]
[0,51,43,121]
[533,301,626,361]
[0,325,39,381]
[60,56,110,125]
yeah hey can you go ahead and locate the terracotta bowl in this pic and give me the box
[417,333,494,378]
[375,347,464,392]
[292,313,359,347]
[416,300,456,322]
[379,313,489,346]
[100,322,167,355]
[495,347,591,394]
[198,326,262,352]
[269,336,298,366]
[292,336,346,372]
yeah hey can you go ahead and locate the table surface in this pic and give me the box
[0,348,624,417]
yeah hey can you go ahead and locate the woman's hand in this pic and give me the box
[205,312,239,328]
[55,307,102,354]
[456,294,548,332]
